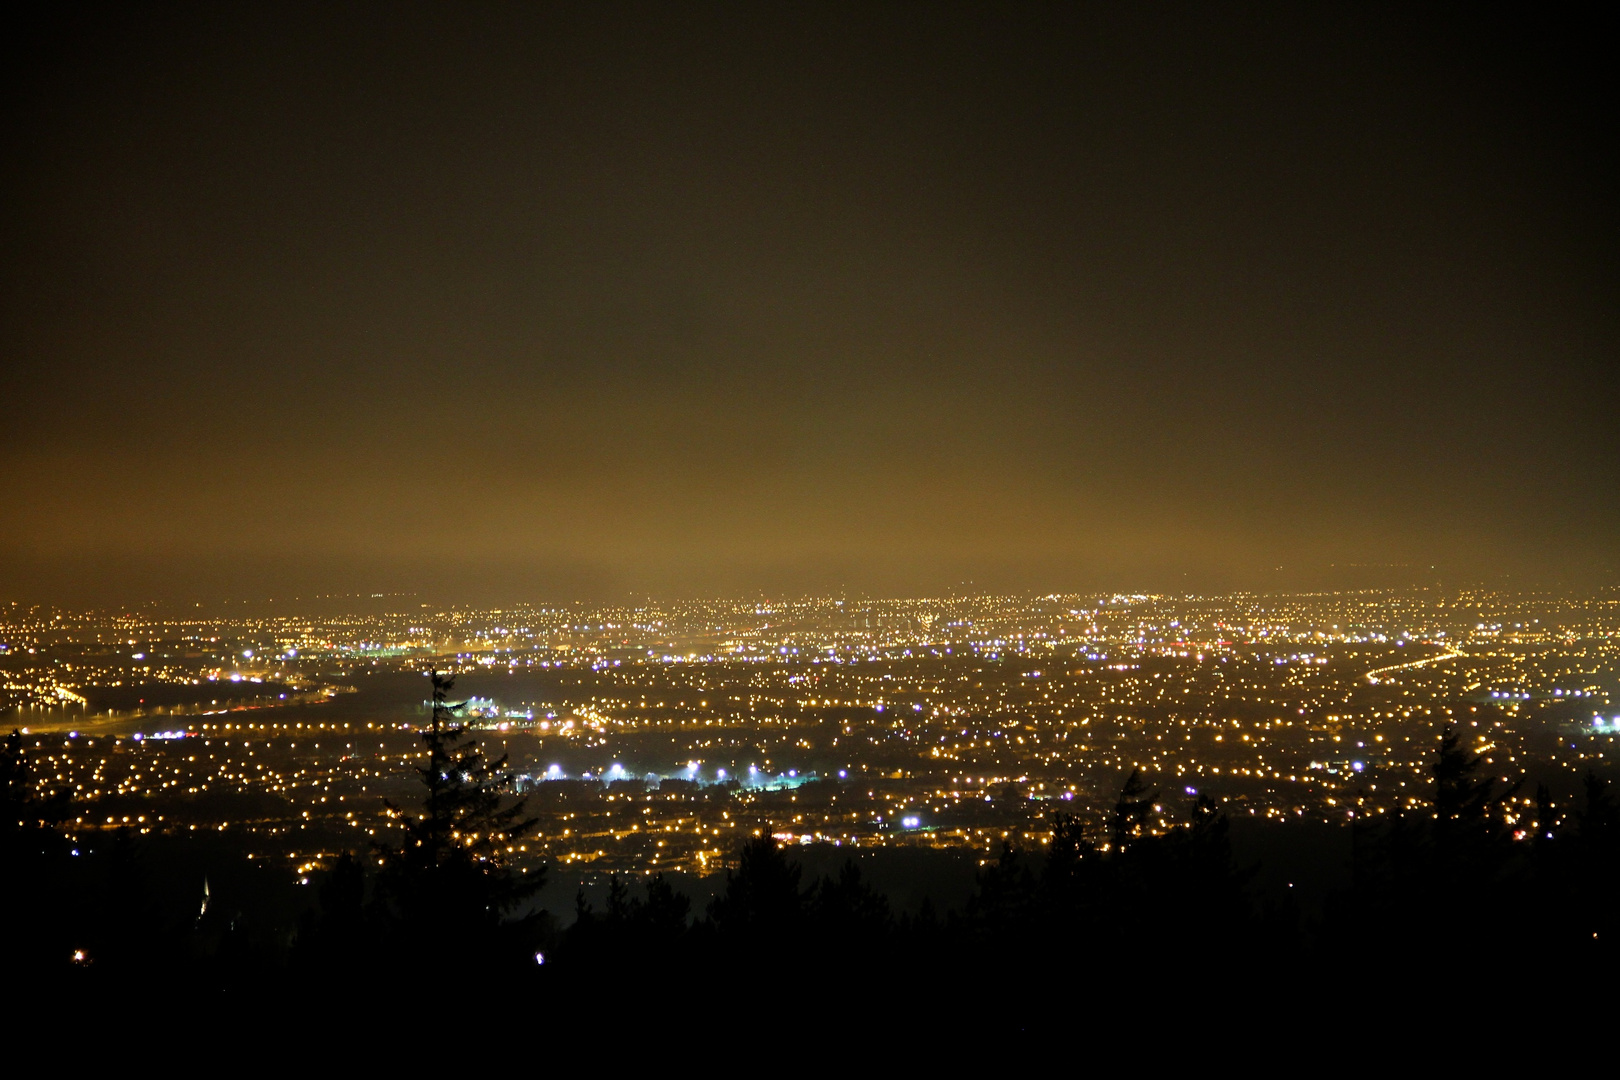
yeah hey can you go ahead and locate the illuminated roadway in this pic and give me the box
[1364,644,1467,685]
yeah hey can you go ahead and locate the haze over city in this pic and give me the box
[4,4,1615,607]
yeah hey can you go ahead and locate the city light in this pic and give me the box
[1,589,1611,873]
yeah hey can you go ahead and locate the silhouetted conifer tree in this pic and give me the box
[965,842,1036,938]
[1109,768,1156,853]
[1430,723,1517,899]
[1164,792,1255,958]
[378,672,543,970]
[641,872,693,942]
[562,871,693,969]
[1434,725,1503,831]
[811,859,892,948]
[1041,810,1095,907]
[707,834,805,941]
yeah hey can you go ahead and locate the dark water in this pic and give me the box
[77,680,299,712]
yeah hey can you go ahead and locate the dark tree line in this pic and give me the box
[1329,726,1620,964]
[6,702,1617,1011]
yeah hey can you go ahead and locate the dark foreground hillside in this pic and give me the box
[5,717,1617,1035]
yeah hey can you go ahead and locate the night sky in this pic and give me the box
[3,3,1615,605]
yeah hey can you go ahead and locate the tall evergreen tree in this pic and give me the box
[1430,723,1517,888]
[811,859,892,945]
[1433,725,1500,829]
[379,672,543,967]
[1108,768,1156,853]
[707,834,806,939]
[1042,809,1094,904]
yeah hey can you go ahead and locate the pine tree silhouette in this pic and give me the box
[379,672,543,968]
[1430,723,1517,891]
[1109,768,1156,853]
[1433,725,1500,829]
[707,834,805,944]
[811,859,892,944]
[1042,809,1093,903]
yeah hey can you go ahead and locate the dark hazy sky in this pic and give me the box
[3,3,1615,604]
